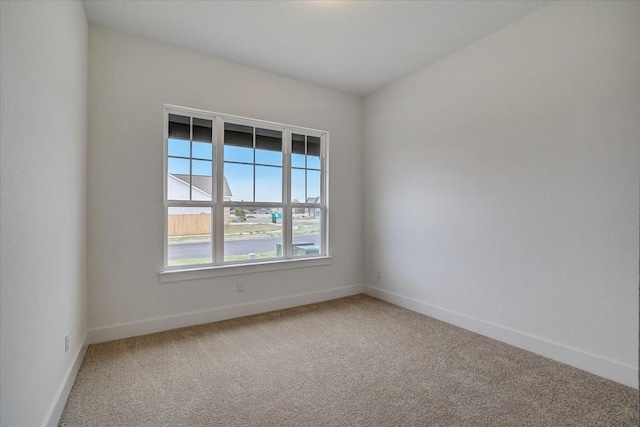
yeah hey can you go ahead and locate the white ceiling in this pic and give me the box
[83,0,550,96]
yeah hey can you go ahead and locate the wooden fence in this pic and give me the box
[168,213,211,236]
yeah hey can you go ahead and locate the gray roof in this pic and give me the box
[171,174,232,197]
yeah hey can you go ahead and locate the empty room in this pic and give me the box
[1,0,638,426]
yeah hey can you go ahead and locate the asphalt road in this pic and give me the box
[168,235,320,259]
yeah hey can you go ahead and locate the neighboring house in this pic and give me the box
[168,174,232,221]
[253,208,271,215]
[292,199,305,214]
[306,196,320,218]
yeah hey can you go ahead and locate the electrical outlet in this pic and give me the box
[65,333,70,353]
[237,281,244,292]
[376,271,382,280]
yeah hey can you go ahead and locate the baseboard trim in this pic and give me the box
[42,332,89,427]
[364,285,638,389]
[89,284,365,344]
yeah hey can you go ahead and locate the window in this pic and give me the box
[164,105,328,271]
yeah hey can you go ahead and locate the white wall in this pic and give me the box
[87,27,363,335]
[0,1,88,426]
[364,0,639,387]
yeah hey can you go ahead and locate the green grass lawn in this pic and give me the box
[168,234,211,243]
[224,250,277,262]
[292,224,320,235]
[224,223,282,238]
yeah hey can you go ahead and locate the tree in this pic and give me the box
[234,207,246,222]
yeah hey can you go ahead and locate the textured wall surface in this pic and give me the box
[364,0,639,386]
[0,1,88,425]
[87,26,363,332]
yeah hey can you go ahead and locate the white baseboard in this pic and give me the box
[364,285,638,389]
[42,332,89,427]
[89,284,365,344]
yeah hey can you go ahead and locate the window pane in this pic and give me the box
[166,110,327,267]
[192,159,212,177]
[307,136,321,155]
[255,166,282,202]
[307,170,321,203]
[192,118,212,142]
[192,141,212,160]
[307,155,321,170]
[291,168,305,203]
[224,207,282,262]
[168,114,190,140]
[292,209,321,257]
[168,207,212,266]
[292,133,306,168]
[167,172,189,200]
[292,134,306,154]
[256,149,282,166]
[307,136,321,170]
[168,138,190,158]
[225,123,253,148]
[168,157,190,175]
[224,145,253,163]
[225,123,253,163]
[191,160,212,201]
[224,162,253,202]
[255,128,282,166]
[292,153,305,169]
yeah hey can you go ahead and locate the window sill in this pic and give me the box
[159,256,332,283]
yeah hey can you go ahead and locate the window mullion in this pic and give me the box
[252,127,256,203]
[304,135,308,203]
[214,116,225,264]
[321,134,328,256]
[209,117,216,266]
[283,129,292,259]
[163,109,169,268]
[189,117,193,201]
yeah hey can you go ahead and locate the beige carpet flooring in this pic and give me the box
[60,295,637,426]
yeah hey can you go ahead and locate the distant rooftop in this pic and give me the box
[170,174,232,197]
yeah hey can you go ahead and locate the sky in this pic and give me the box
[168,138,321,203]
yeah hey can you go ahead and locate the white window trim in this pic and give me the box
[159,256,332,283]
[160,104,330,280]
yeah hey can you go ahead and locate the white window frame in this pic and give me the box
[160,105,330,282]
